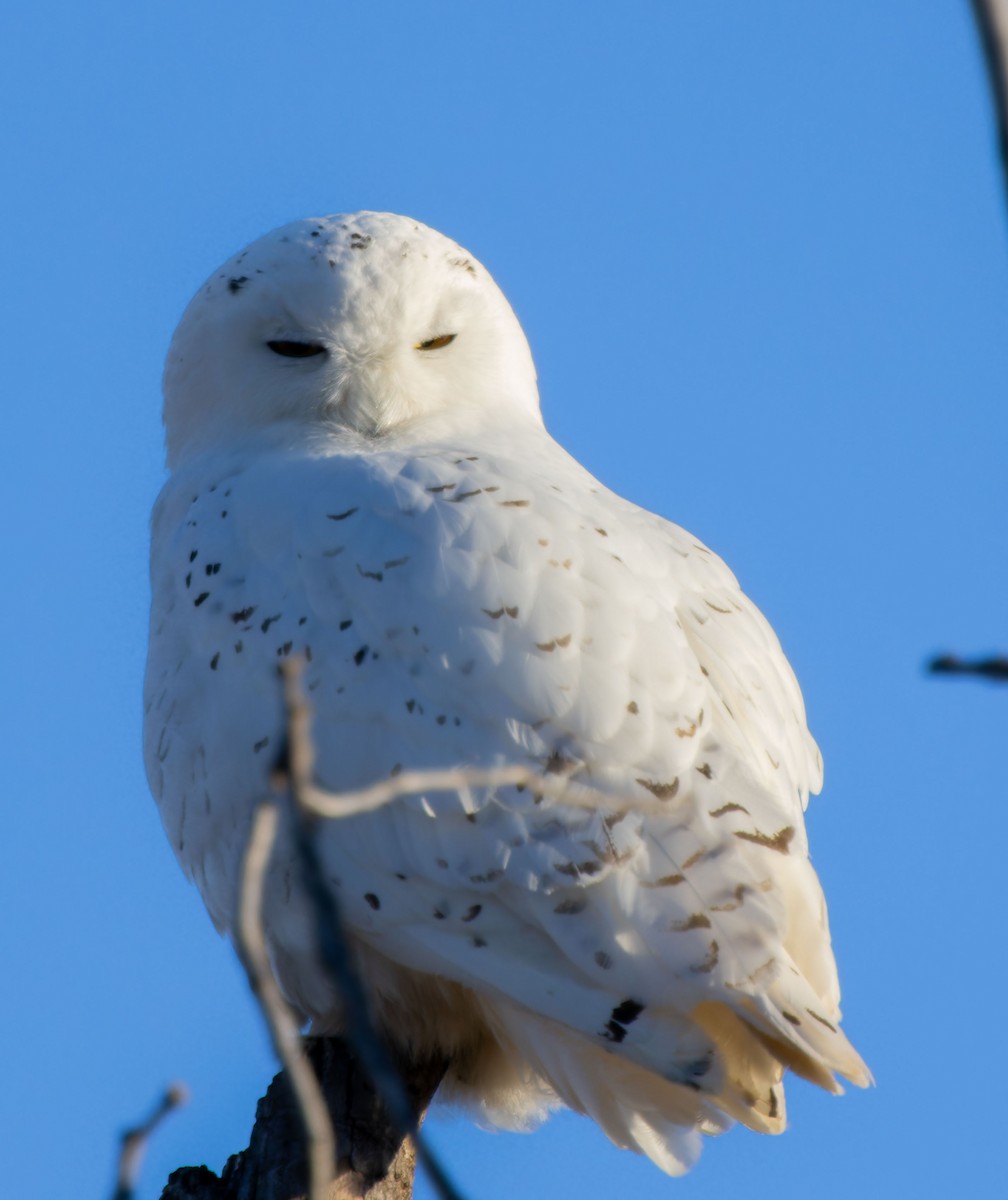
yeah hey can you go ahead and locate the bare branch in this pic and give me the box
[928,652,1008,681]
[234,800,335,1200]
[297,760,586,818]
[112,1083,188,1200]
[970,0,1008,213]
[277,687,630,823]
[277,658,466,1200]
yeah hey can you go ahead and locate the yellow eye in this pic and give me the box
[415,333,456,351]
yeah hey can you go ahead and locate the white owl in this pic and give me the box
[145,212,868,1176]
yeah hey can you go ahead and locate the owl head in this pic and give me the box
[162,212,541,467]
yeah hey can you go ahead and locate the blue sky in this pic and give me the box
[2,3,1007,1197]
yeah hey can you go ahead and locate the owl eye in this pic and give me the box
[267,340,327,358]
[415,333,457,351]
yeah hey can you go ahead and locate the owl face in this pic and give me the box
[162,212,540,467]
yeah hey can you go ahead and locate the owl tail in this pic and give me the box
[477,999,737,1176]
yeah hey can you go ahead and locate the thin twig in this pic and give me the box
[928,652,1008,681]
[970,0,1008,213]
[112,1084,189,1200]
[279,658,468,1200]
[297,761,597,818]
[286,720,640,821]
[234,800,336,1200]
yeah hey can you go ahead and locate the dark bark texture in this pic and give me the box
[161,1038,447,1200]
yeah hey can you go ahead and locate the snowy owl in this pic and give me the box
[145,211,868,1176]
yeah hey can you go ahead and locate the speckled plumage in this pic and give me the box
[145,212,867,1175]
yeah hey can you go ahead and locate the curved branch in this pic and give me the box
[235,801,335,1200]
[278,658,466,1200]
[970,0,1008,213]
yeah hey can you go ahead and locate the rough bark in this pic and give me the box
[161,1037,447,1200]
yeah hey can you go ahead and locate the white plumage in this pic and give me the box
[145,211,867,1175]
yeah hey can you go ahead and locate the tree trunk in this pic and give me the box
[161,1038,447,1200]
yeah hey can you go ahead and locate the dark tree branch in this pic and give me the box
[928,653,1008,681]
[162,1038,447,1200]
[970,0,1008,213]
[234,800,335,1200]
[277,659,466,1200]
